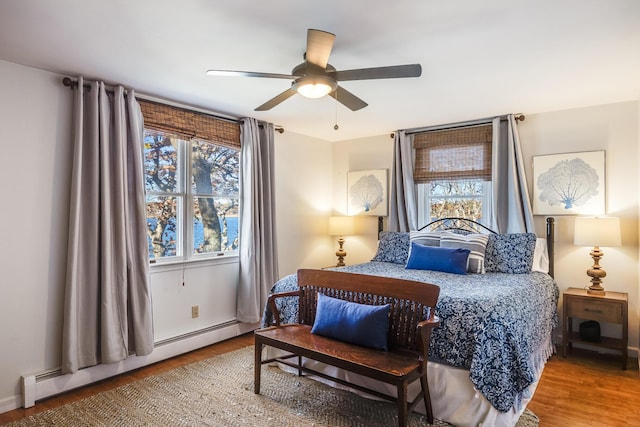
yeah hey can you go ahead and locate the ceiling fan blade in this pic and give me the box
[329,86,368,111]
[305,29,336,68]
[206,69,293,79]
[255,88,297,111]
[330,64,422,81]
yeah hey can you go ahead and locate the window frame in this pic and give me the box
[188,137,240,262]
[144,130,240,265]
[417,180,492,229]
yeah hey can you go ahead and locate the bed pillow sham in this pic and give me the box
[371,231,410,264]
[531,238,550,273]
[405,242,470,275]
[484,232,537,274]
[406,230,442,260]
[439,231,489,274]
[311,293,391,351]
[409,230,441,247]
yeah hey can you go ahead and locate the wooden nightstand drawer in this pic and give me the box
[563,287,628,369]
[567,298,622,323]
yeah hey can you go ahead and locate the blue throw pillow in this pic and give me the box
[311,293,391,351]
[405,242,470,275]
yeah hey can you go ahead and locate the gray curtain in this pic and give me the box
[62,78,154,374]
[388,130,418,232]
[237,118,279,323]
[489,115,535,233]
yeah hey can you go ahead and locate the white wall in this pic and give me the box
[150,258,240,342]
[519,102,639,350]
[273,130,334,276]
[332,134,394,265]
[0,60,72,411]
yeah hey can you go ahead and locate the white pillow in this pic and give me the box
[440,231,489,274]
[532,238,549,273]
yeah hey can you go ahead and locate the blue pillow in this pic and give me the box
[405,242,470,275]
[371,231,410,264]
[311,293,391,351]
[484,233,537,273]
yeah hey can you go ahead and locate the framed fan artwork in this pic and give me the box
[347,169,388,216]
[532,150,605,215]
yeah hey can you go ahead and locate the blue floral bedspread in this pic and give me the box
[261,261,559,412]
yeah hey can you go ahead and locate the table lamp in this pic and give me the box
[574,216,621,295]
[328,216,355,267]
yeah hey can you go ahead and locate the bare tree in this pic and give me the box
[429,180,483,222]
[145,134,177,258]
[144,133,239,258]
[191,140,239,253]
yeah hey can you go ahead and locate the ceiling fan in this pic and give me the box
[206,29,422,112]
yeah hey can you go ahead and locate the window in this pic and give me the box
[417,179,491,226]
[139,100,241,262]
[413,124,492,228]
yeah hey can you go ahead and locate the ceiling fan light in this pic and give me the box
[294,76,336,99]
[297,82,332,98]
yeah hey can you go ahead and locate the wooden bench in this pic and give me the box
[254,269,440,427]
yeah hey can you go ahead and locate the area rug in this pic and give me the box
[5,346,538,427]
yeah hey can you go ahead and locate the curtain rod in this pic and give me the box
[238,119,285,133]
[62,77,240,125]
[63,77,285,133]
[396,113,525,137]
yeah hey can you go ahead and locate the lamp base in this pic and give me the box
[585,246,607,296]
[335,237,346,267]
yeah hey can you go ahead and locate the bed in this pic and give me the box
[261,218,559,427]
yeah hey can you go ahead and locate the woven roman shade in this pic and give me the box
[138,99,240,149]
[413,124,492,183]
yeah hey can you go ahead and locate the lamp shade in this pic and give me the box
[293,76,337,99]
[328,216,355,236]
[296,82,332,98]
[574,217,621,247]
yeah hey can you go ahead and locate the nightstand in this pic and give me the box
[563,287,628,369]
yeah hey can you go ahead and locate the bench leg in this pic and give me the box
[397,382,408,427]
[420,375,434,424]
[254,340,263,394]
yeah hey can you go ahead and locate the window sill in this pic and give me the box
[150,254,239,273]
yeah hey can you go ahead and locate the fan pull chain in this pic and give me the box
[334,92,339,131]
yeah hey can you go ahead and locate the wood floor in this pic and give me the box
[527,348,640,427]
[0,333,638,426]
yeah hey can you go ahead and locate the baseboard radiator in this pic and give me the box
[21,321,257,408]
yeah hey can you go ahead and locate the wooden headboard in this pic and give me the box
[417,217,555,278]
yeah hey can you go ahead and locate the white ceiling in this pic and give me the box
[1,0,639,141]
